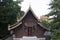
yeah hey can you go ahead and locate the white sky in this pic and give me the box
[21,0,51,18]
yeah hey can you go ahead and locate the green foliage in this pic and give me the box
[18,11,24,19]
[0,0,24,24]
[40,20,51,28]
[47,0,60,40]
[51,22,60,40]
[0,0,24,38]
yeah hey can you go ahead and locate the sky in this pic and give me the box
[21,0,51,18]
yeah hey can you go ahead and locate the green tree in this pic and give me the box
[40,20,51,28]
[0,0,24,38]
[47,0,60,40]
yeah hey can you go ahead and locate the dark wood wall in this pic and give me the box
[14,24,46,38]
[13,10,47,38]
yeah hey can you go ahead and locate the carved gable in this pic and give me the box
[8,7,49,38]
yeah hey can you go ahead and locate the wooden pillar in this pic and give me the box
[10,30,16,40]
[0,39,1,40]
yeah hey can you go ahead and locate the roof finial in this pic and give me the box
[29,3,31,9]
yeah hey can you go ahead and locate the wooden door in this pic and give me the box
[28,27,32,36]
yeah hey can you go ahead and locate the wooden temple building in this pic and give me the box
[1,7,51,40]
